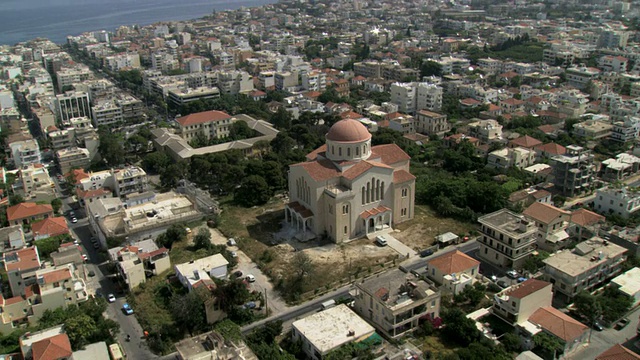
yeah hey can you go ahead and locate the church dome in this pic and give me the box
[326,119,372,143]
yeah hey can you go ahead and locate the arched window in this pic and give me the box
[381,182,385,200]
[344,226,348,234]
[356,147,360,156]
[362,186,365,205]
[339,147,342,156]
[376,179,381,200]
[366,182,370,203]
[347,147,351,157]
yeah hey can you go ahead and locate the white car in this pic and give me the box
[107,294,116,303]
[71,217,78,224]
[246,274,256,283]
[230,251,238,258]
[227,238,237,246]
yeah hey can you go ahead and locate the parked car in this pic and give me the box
[375,235,388,246]
[107,294,116,303]
[233,270,243,278]
[122,303,134,315]
[227,238,237,246]
[506,269,519,279]
[230,251,238,258]
[497,280,510,289]
[71,217,78,223]
[243,301,257,309]
[615,318,630,330]
[592,321,604,331]
[517,277,528,283]
[419,249,434,258]
[246,274,256,283]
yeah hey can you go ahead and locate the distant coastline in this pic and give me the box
[0,0,276,45]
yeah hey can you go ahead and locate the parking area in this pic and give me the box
[373,232,418,258]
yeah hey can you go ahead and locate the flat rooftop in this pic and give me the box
[358,268,438,311]
[544,237,627,277]
[611,267,640,297]
[292,304,375,354]
[478,209,535,237]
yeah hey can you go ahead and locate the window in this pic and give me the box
[339,147,342,156]
[344,226,348,234]
[343,204,349,214]
[347,148,351,156]
[402,188,408,197]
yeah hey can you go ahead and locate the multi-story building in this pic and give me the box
[487,147,536,171]
[3,246,42,297]
[492,279,553,325]
[522,202,572,251]
[47,127,75,151]
[594,186,640,218]
[388,115,415,135]
[354,268,441,339]
[426,250,480,295]
[599,29,630,49]
[108,240,170,291]
[275,71,299,92]
[18,163,53,195]
[104,53,141,71]
[611,116,640,143]
[258,71,275,90]
[542,237,627,301]
[55,91,91,123]
[55,66,92,92]
[478,209,537,269]
[6,202,53,226]
[565,67,601,90]
[56,147,91,174]
[167,87,221,109]
[175,254,229,292]
[390,82,443,114]
[91,99,123,127]
[216,70,253,95]
[113,166,148,197]
[598,55,628,73]
[573,120,613,139]
[176,110,233,142]
[300,70,327,92]
[415,110,449,137]
[467,119,502,143]
[9,139,41,167]
[292,304,376,360]
[552,145,596,197]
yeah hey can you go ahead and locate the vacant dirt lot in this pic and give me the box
[216,200,475,297]
[393,205,477,251]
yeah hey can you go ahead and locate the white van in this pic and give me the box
[321,299,336,310]
[375,235,388,246]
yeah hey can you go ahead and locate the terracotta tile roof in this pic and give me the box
[504,279,551,299]
[4,247,40,272]
[343,161,392,180]
[537,124,556,134]
[360,205,392,219]
[523,202,570,224]
[31,217,69,238]
[2,294,26,306]
[571,208,605,227]
[138,247,169,260]
[340,111,363,120]
[487,104,501,111]
[499,71,519,78]
[76,187,112,199]
[66,168,90,183]
[370,144,411,165]
[393,170,416,184]
[528,306,588,342]
[534,142,566,155]
[509,135,542,148]
[502,98,525,106]
[303,91,322,99]
[42,268,72,284]
[460,98,481,106]
[532,189,551,199]
[291,159,341,182]
[6,202,53,222]
[305,144,327,161]
[428,250,479,274]
[31,333,72,360]
[596,344,640,360]
[176,110,231,127]
[287,201,314,218]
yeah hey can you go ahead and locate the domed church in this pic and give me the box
[286,119,416,243]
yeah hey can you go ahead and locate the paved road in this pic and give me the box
[568,305,640,359]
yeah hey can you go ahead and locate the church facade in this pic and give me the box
[286,119,416,243]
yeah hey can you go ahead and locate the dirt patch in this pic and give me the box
[393,205,477,251]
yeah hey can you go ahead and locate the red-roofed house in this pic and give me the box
[30,333,73,360]
[596,344,640,360]
[426,251,480,294]
[523,202,573,251]
[534,142,566,159]
[333,79,350,98]
[176,110,233,142]
[3,247,41,297]
[509,135,542,149]
[525,306,588,355]
[31,217,69,240]
[492,279,553,325]
[287,118,415,243]
[500,98,526,113]
[7,202,54,225]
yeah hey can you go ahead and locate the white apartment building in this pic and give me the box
[468,119,502,142]
[611,116,640,143]
[19,164,52,195]
[104,53,141,71]
[258,71,275,90]
[594,187,640,218]
[300,70,327,92]
[390,82,443,114]
[415,110,450,136]
[216,70,253,95]
[92,99,123,127]
[565,67,601,90]
[599,29,630,49]
[47,127,75,151]
[10,140,41,168]
[56,147,91,174]
[56,66,92,92]
[487,147,536,171]
[543,237,627,301]
[478,209,538,269]
[598,55,628,73]
[55,91,91,123]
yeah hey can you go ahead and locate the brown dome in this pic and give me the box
[326,119,371,143]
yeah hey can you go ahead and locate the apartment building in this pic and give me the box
[55,91,91,123]
[104,53,141,71]
[292,304,376,360]
[354,269,441,339]
[56,66,92,92]
[565,67,601,90]
[91,99,123,127]
[467,119,502,143]
[108,240,170,291]
[3,246,42,297]
[552,145,596,197]
[594,186,640,218]
[175,254,229,292]
[543,237,627,301]
[300,70,327,92]
[177,110,233,142]
[573,120,613,139]
[47,127,75,151]
[598,55,628,73]
[113,166,148,197]
[56,147,91,174]
[258,71,275,90]
[18,163,52,195]
[390,82,443,114]
[487,147,536,171]
[275,71,299,92]
[216,70,253,94]
[611,116,640,143]
[167,87,221,108]
[6,202,53,226]
[522,202,572,251]
[477,209,537,269]
[9,139,41,167]
[415,110,449,137]
[388,115,415,135]
[491,279,553,325]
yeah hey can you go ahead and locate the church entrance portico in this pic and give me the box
[285,201,316,241]
[360,205,392,236]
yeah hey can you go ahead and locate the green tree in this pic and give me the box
[65,314,98,350]
[420,60,443,77]
[9,194,24,206]
[234,175,272,207]
[501,332,522,353]
[193,228,213,250]
[50,198,62,215]
[573,291,601,324]
[533,332,563,358]
[441,308,481,346]
[98,128,125,166]
[170,287,209,336]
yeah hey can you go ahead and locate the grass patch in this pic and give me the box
[394,205,477,250]
[412,335,457,358]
